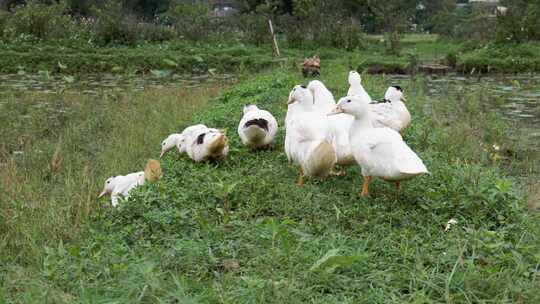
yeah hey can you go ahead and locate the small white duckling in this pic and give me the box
[160,124,208,158]
[329,95,427,197]
[307,80,336,113]
[98,160,162,206]
[98,173,144,207]
[286,85,336,185]
[347,71,372,103]
[370,86,411,133]
[238,104,278,149]
[160,133,183,158]
[186,128,229,162]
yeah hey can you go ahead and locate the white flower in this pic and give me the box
[444,218,458,232]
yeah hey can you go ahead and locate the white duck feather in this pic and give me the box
[307,80,336,113]
[238,104,278,149]
[285,85,336,182]
[347,70,372,103]
[331,94,427,196]
[99,172,145,207]
[370,86,411,133]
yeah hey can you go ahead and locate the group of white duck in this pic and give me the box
[99,71,428,206]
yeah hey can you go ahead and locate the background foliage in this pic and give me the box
[2,0,540,48]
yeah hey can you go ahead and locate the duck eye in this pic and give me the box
[347,99,351,103]
[107,181,110,184]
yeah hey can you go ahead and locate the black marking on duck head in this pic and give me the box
[392,86,403,92]
[245,118,269,131]
[300,85,307,89]
[196,133,206,145]
[370,99,391,104]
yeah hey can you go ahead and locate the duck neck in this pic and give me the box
[351,112,373,135]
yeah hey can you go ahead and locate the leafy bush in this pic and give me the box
[2,0,74,40]
[0,10,8,36]
[496,0,540,42]
[280,1,364,49]
[165,0,212,41]
[137,22,176,43]
[432,5,496,41]
[233,13,269,46]
[91,0,140,46]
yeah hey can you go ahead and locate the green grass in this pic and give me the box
[0,40,283,74]
[1,60,538,302]
[457,42,540,73]
[4,35,540,76]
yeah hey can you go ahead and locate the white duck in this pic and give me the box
[185,127,229,162]
[307,80,336,113]
[98,160,162,207]
[347,71,372,103]
[370,86,411,133]
[285,85,336,185]
[290,84,355,168]
[160,124,208,158]
[237,104,278,149]
[329,95,428,197]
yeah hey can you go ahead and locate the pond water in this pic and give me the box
[0,73,236,95]
[388,73,540,178]
[423,74,540,149]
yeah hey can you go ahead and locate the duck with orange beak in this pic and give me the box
[329,94,427,198]
[285,85,336,186]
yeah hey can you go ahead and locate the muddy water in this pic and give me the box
[423,74,540,153]
[384,74,540,177]
[0,73,236,95]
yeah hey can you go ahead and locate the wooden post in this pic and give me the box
[268,19,280,57]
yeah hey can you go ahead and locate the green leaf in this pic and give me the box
[63,75,75,83]
[38,70,50,81]
[310,249,364,273]
[58,61,67,70]
[150,69,171,78]
[193,55,204,63]
[163,59,178,68]
[495,178,512,194]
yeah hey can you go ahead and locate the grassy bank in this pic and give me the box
[1,61,538,302]
[456,42,540,74]
[0,83,225,272]
[4,36,540,76]
[0,40,283,74]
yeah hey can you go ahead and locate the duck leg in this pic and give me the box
[296,167,305,187]
[360,176,372,197]
[395,181,401,200]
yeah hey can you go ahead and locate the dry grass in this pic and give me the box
[527,183,540,211]
[0,84,225,266]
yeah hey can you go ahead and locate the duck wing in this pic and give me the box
[370,102,400,130]
[366,130,427,176]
